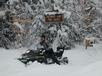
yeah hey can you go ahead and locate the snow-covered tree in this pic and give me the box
[0,0,102,49]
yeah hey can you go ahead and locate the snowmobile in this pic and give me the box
[17,47,68,66]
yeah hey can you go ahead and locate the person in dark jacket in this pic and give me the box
[40,34,49,49]
[40,34,60,65]
[43,48,60,65]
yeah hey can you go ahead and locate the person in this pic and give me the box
[40,34,60,65]
[40,34,49,49]
[43,48,60,65]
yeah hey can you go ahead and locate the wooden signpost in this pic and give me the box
[44,11,64,23]
[44,11,64,30]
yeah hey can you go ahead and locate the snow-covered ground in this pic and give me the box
[0,42,102,76]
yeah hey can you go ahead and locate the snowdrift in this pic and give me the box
[0,43,102,76]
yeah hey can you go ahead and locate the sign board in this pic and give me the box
[44,11,64,23]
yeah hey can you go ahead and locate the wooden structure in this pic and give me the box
[10,16,34,24]
[44,11,64,23]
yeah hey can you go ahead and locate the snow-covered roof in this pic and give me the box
[44,11,63,15]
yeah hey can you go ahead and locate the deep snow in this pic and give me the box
[0,42,102,76]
